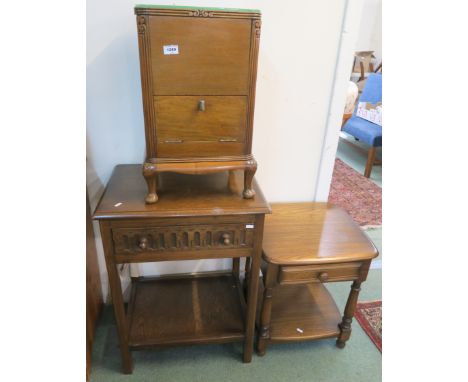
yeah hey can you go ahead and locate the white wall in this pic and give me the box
[87,0,361,300]
[355,0,382,64]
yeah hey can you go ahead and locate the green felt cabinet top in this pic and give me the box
[134,4,261,13]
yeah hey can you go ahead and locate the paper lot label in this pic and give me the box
[163,45,179,55]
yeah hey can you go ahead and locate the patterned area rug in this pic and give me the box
[355,300,382,352]
[328,158,382,226]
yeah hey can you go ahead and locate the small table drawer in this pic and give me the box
[112,223,255,255]
[277,262,363,285]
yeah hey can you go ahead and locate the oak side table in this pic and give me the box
[257,203,378,355]
[93,165,270,374]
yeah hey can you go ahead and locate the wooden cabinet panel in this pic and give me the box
[149,16,251,95]
[155,96,247,142]
[156,141,245,158]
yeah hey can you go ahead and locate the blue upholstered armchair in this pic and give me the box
[342,73,382,178]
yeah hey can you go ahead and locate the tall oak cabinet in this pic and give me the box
[135,5,261,203]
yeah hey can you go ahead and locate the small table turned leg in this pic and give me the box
[336,280,362,348]
[257,263,278,356]
[257,287,273,356]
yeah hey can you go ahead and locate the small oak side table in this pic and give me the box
[257,203,378,355]
[93,165,270,374]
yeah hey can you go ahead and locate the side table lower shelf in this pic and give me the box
[127,272,246,349]
[259,282,342,343]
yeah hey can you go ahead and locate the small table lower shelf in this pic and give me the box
[127,273,246,349]
[263,283,342,342]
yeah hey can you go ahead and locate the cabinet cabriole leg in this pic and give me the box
[243,160,257,199]
[143,163,158,204]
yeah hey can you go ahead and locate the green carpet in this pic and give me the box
[89,268,381,382]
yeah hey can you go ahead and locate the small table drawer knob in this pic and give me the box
[318,272,329,282]
[138,237,148,250]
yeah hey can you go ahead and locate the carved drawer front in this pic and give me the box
[112,223,255,255]
[277,262,363,285]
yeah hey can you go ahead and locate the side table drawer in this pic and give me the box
[277,262,363,285]
[112,223,255,255]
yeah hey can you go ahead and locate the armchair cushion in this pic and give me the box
[343,115,382,147]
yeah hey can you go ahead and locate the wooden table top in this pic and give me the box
[262,203,378,265]
[93,165,270,220]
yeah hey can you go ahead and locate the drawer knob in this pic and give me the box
[198,100,205,111]
[138,237,148,250]
[222,233,231,245]
[318,272,329,282]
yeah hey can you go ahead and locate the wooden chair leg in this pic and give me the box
[364,146,377,178]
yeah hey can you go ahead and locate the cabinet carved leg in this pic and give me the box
[143,163,158,204]
[336,280,362,349]
[243,160,257,199]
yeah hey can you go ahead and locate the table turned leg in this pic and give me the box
[143,163,158,204]
[257,263,278,356]
[243,256,251,298]
[100,222,133,374]
[232,258,240,278]
[336,280,362,349]
[243,215,264,363]
[242,159,257,199]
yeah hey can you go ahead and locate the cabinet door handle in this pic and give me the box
[164,139,183,143]
[198,100,205,111]
[219,138,237,142]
